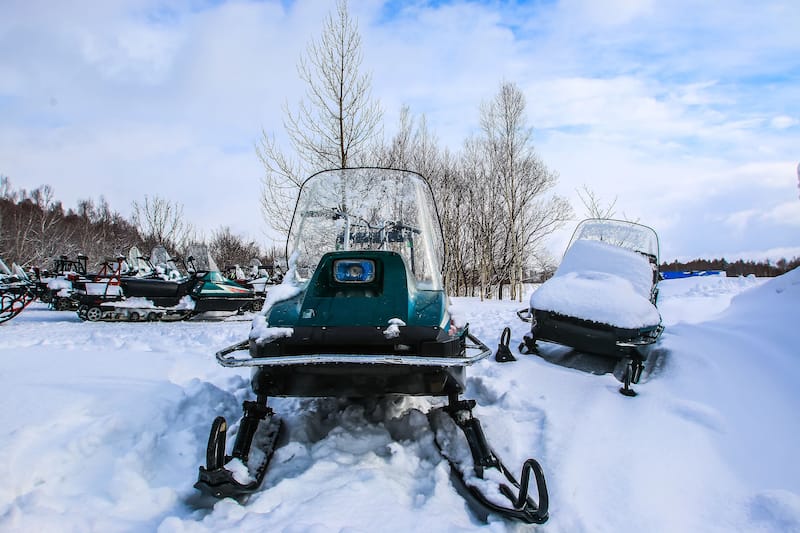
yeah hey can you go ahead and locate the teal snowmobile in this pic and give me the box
[196,168,549,524]
[75,246,255,322]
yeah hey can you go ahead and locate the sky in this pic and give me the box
[1,0,799,263]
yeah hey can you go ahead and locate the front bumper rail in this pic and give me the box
[216,333,492,368]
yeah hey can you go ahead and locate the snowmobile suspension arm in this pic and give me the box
[445,396,549,524]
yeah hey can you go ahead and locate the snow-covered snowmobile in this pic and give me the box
[0,258,38,324]
[196,168,549,524]
[518,218,664,395]
[75,246,255,322]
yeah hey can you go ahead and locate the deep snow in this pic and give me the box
[0,270,798,532]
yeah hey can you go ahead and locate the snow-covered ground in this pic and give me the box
[1,270,798,532]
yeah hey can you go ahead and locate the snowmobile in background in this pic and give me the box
[32,254,91,311]
[223,259,281,311]
[0,257,38,324]
[74,245,255,322]
[518,218,664,396]
[196,168,549,524]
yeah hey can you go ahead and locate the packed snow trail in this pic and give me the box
[0,272,798,532]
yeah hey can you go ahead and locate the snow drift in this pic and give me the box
[0,269,797,532]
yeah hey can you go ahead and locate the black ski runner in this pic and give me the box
[195,396,283,499]
[429,394,549,524]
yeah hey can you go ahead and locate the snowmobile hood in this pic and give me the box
[264,250,448,329]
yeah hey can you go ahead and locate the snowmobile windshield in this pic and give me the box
[287,168,444,289]
[127,246,153,277]
[567,219,659,263]
[186,244,220,273]
[150,245,183,279]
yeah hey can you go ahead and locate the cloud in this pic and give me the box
[0,0,798,263]
[771,115,799,129]
[761,201,800,226]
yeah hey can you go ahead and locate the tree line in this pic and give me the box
[660,257,800,277]
[0,175,272,273]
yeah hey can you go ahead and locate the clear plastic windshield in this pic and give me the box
[127,246,153,276]
[567,219,659,261]
[287,168,444,289]
[186,244,220,273]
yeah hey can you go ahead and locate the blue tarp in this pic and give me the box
[661,270,725,280]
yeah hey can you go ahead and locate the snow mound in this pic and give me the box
[725,266,800,319]
[531,239,660,328]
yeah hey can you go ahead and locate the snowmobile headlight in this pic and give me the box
[333,259,375,283]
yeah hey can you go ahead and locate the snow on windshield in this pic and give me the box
[287,168,444,289]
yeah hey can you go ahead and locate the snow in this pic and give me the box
[0,270,798,532]
[46,278,72,291]
[383,317,407,339]
[248,279,303,343]
[531,239,661,328]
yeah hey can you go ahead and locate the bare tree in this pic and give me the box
[576,184,617,219]
[209,226,262,271]
[131,195,192,253]
[257,0,383,235]
[478,81,572,300]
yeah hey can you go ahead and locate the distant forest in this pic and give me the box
[0,176,274,273]
[660,257,800,277]
[3,175,798,280]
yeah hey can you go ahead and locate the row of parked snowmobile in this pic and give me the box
[1,245,282,323]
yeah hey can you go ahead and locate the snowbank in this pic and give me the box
[0,270,797,532]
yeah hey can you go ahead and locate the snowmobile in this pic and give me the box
[222,258,279,311]
[75,245,255,322]
[32,254,91,311]
[196,168,549,524]
[0,258,38,324]
[518,218,664,396]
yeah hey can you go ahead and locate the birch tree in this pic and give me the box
[577,184,617,219]
[479,81,571,300]
[257,0,382,235]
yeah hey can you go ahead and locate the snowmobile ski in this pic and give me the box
[430,394,549,524]
[1,260,38,323]
[0,283,37,323]
[195,396,282,499]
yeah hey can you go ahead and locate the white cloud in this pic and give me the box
[761,201,800,226]
[1,0,798,261]
[770,115,799,129]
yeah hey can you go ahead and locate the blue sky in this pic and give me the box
[1,0,799,262]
